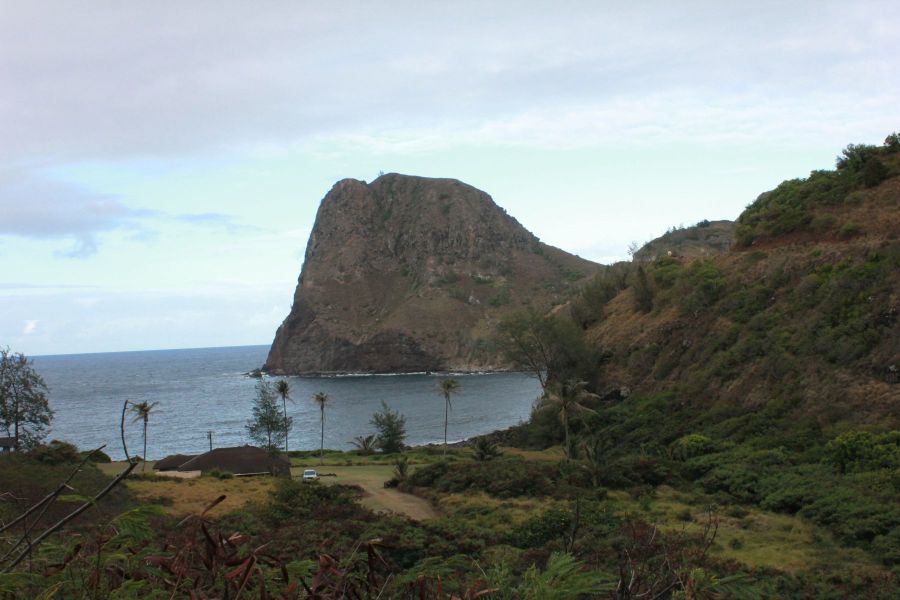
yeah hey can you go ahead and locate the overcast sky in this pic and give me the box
[1,1,898,355]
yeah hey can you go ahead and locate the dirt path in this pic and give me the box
[302,465,437,521]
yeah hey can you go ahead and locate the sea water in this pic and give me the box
[33,345,542,460]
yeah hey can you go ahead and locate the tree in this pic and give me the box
[275,379,292,452]
[495,310,596,389]
[885,131,900,151]
[0,348,53,450]
[129,400,160,472]
[247,380,291,455]
[539,379,599,461]
[437,378,460,454]
[313,392,329,464]
[370,401,407,454]
[836,143,880,173]
[350,434,377,456]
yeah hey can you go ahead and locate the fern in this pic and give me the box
[518,553,615,600]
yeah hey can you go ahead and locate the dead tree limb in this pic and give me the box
[2,458,138,572]
[1,400,137,572]
[0,446,105,565]
[0,446,105,536]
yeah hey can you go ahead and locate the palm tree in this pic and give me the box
[393,455,410,482]
[129,400,160,472]
[350,434,377,456]
[541,380,598,461]
[437,378,460,455]
[275,379,292,452]
[313,392,329,464]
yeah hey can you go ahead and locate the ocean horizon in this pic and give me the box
[32,345,542,461]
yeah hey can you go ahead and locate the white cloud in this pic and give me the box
[0,2,897,164]
[23,320,38,334]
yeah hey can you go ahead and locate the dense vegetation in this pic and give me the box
[735,133,900,246]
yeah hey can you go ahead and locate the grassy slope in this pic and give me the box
[96,447,884,577]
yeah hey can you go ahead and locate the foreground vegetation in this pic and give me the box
[2,435,898,598]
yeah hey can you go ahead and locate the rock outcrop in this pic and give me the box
[265,174,600,375]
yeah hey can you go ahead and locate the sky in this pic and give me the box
[1,1,898,356]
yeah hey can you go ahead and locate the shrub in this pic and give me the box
[676,260,725,315]
[488,287,511,307]
[872,527,900,566]
[670,434,717,461]
[508,507,573,547]
[82,448,112,463]
[862,158,889,187]
[407,458,558,498]
[839,222,862,238]
[263,478,360,526]
[29,440,81,465]
[473,438,502,461]
[837,143,880,173]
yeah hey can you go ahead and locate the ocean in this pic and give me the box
[32,345,542,460]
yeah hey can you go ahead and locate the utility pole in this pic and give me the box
[207,431,213,452]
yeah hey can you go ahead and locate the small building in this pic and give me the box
[0,437,16,452]
[153,453,196,471]
[176,446,291,477]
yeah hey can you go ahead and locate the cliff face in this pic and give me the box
[265,174,600,375]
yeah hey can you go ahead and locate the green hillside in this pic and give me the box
[501,131,900,578]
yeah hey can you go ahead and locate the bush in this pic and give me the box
[207,469,234,480]
[839,222,862,238]
[862,158,889,187]
[263,478,360,526]
[508,507,573,547]
[872,527,900,566]
[670,434,717,461]
[676,260,725,315]
[28,440,81,465]
[407,458,558,498]
[82,448,112,463]
[473,438,502,461]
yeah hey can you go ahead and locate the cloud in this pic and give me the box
[0,169,154,238]
[0,2,897,165]
[0,168,154,256]
[172,212,258,233]
[0,167,256,256]
[23,320,38,334]
[0,283,98,290]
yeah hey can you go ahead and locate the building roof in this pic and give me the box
[153,453,196,471]
[177,446,290,476]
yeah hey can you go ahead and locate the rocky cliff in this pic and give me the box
[265,174,600,375]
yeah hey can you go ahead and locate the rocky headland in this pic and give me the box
[264,174,601,375]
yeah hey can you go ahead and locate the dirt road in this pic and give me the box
[302,465,437,521]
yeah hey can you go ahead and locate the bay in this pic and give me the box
[33,345,542,460]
